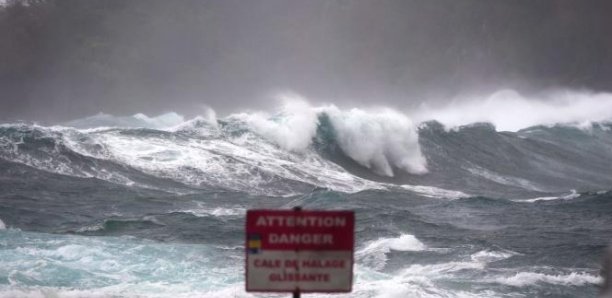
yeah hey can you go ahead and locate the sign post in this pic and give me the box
[245,208,354,295]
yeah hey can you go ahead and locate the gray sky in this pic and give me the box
[1,0,611,122]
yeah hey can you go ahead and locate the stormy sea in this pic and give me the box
[1,96,611,297]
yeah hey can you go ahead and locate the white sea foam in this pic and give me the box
[0,218,5,230]
[357,234,427,270]
[315,247,517,298]
[84,126,380,195]
[11,99,411,194]
[413,89,612,131]
[0,230,246,298]
[351,281,497,298]
[493,271,602,287]
[347,270,494,298]
[0,288,112,298]
[356,249,516,292]
[0,282,496,298]
[0,114,365,195]
[400,261,486,276]
[399,185,470,199]
[325,106,428,176]
[231,98,319,152]
[465,165,543,191]
[360,234,427,253]
[347,249,516,298]
[171,109,219,135]
[4,102,431,194]
[0,284,257,298]
[181,205,246,217]
[522,189,580,203]
[76,223,105,233]
[0,229,588,298]
[392,250,516,278]
[470,250,517,263]
[230,97,428,177]
[343,250,517,298]
[0,125,140,187]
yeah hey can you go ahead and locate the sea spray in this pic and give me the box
[413,89,612,131]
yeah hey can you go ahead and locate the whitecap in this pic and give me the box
[470,250,517,263]
[357,234,426,270]
[324,106,428,176]
[522,189,580,203]
[61,112,383,195]
[413,89,612,132]
[399,184,470,199]
[182,206,246,217]
[493,271,601,287]
[465,165,543,191]
[76,223,105,233]
[349,270,497,298]
[360,234,427,253]
[232,97,319,152]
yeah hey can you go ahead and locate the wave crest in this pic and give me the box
[414,89,612,131]
[223,100,428,176]
[326,107,427,176]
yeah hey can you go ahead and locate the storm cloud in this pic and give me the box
[1,0,611,122]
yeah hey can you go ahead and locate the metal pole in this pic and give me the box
[293,206,301,298]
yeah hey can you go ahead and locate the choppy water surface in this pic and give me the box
[1,107,611,297]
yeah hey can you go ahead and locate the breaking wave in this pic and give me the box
[356,234,427,270]
[1,92,612,197]
[414,89,612,131]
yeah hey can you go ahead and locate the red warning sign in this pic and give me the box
[245,209,355,293]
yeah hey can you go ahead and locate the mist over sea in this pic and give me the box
[1,92,611,297]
